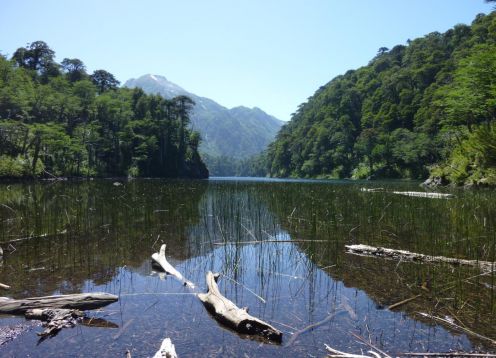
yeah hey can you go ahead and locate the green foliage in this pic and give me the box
[265,12,496,185]
[0,42,208,179]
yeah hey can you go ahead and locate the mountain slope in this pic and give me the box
[124,75,283,159]
[266,12,496,184]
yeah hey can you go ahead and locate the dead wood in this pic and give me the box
[345,244,495,272]
[416,312,496,346]
[153,337,178,358]
[151,244,194,288]
[0,292,118,314]
[25,308,84,337]
[213,240,328,245]
[287,308,346,347]
[0,283,10,290]
[197,271,282,342]
[392,191,454,199]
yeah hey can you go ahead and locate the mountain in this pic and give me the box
[266,11,496,186]
[124,74,283,159]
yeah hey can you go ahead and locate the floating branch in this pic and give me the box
[0,292,118,314]
[197,271,282,342]
[416,312,496,346]
[151,244,194,288]
[391,191,454,199]
[153,337,178,358]
[287,308,345,346]
[345,244,494,272]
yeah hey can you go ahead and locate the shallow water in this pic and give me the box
[0,178,495,357]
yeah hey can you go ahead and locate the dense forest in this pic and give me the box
[0,42,208,179]
[266,11,496,186]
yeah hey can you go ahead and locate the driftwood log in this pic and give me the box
[392,191,454,199]
[25,308,84,337]
[152,244,194,288]
[153,337,178,358]
[198,271,282,342]
[0,283,10,290]
[0,292,118,314]
[345,244,494,272]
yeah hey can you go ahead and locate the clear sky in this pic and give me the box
[0,0,493,121]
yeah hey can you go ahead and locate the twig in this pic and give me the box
[286,308,345,346]
[349,332,392,358]
[221,273,266,303]
[387,294,422,310]
[416,312,496,346]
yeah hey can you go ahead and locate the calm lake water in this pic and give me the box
[0,178,495,357]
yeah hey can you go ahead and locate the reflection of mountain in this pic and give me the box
[124,74,284,159]
[0,180,208,298]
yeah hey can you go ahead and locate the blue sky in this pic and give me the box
[0,0,493,121]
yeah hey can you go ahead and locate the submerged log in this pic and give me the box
[153,337,178,358]
[391,191,454,199]
[197,271,282,342]
[0,292,118,314]
[345,244,494,272]
[25,308,84,337]
[151,244,194,288]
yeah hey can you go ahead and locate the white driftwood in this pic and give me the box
[197,271,282,342]
[151,244,194,288]
[360,188,384,192]
[392,191,454,199]
[153,337,178,358]
[345,244,495,272]
[0,292,118,314]
[0,283,10,290]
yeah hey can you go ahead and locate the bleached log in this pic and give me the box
[392,191,454,199]
[345,244,494,272]
[151,244,194,288]
[153,337,178,358]
[0,283,10,290]
[0,292,118,314]
[360,188,384,192]
[25,308,83,337]
[197,271,282,342]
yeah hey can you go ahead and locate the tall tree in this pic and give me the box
[90,70,120,93]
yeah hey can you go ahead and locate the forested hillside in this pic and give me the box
[266,12,496,185]
[0,42,208,179]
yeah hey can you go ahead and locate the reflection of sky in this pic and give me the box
[2,228,472,357]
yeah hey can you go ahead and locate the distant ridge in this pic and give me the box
[124,74,283,159]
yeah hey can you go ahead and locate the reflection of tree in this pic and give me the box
[0,179,208,298]
[258,182,496,345]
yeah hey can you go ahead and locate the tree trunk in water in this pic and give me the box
[197,271,282,342]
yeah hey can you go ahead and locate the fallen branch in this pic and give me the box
[392,191,454,199]
[0,283,10,290]
[151,244,194,288]
[213,240,328,245]
[387,294,422,310]
[197,271,282,342]
[153,337,178,358]
[345,244,495,272]
[0,292,118,314]
[416,312,496,346]
[287,308,345,346]
[25,308,83,337]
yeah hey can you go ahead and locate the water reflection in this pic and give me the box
[0,179,494,357]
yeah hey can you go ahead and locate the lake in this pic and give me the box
[0,178,495,357]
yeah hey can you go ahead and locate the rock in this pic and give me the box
[421,176,446,188]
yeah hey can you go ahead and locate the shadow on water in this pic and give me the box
[0,178,494,357]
